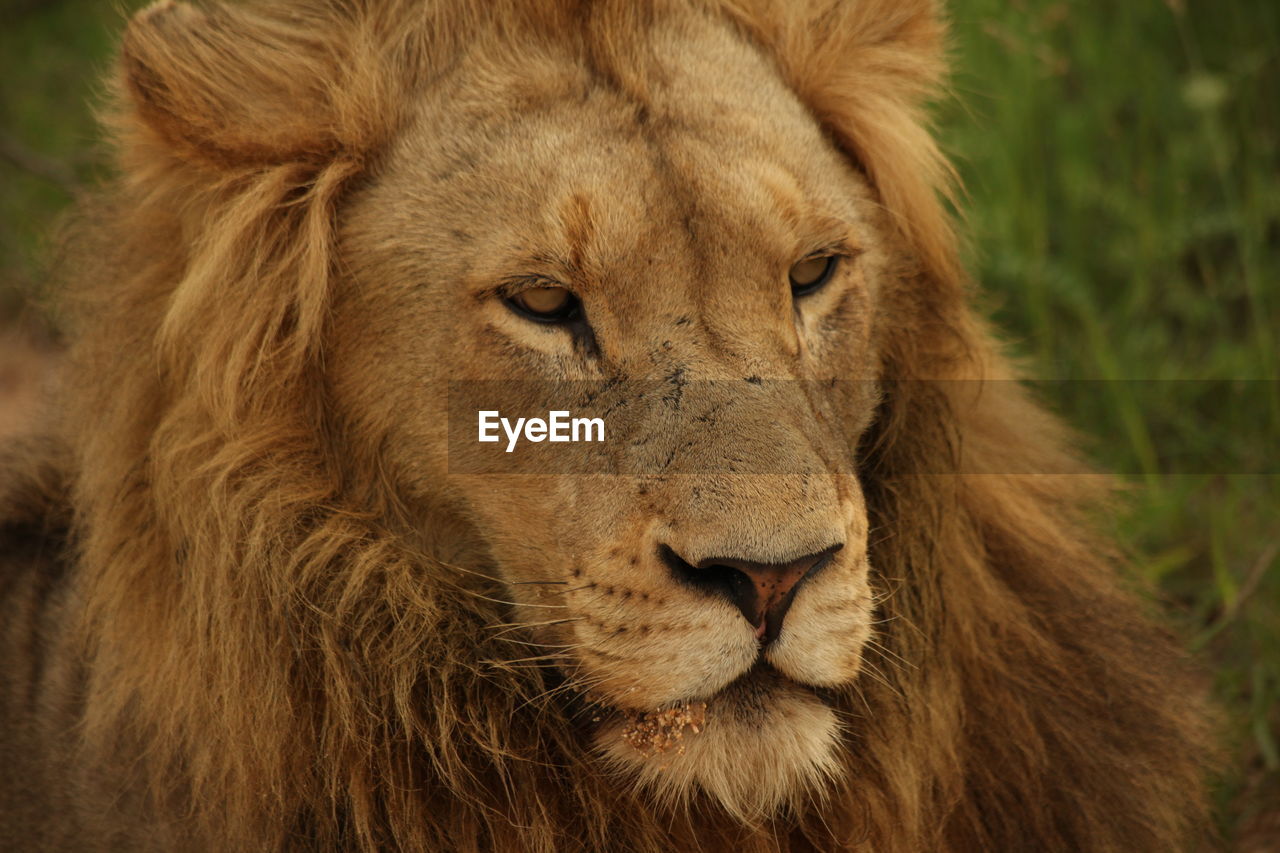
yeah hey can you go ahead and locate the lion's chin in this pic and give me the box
[593,667,843,824]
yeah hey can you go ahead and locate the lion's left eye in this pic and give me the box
[789,255,839,297]
[506,286,581,323]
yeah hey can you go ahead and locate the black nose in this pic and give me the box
[660,543,842,644]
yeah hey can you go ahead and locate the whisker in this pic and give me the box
[867,532,896,551]
[858,658,905,701]
[865,637,917,671]
[486,617,582,638]
[433,560,508,585]
[491,637,583,650]
[496,648,585,665]
[515,674,601,713]
[457,589,566,609]
[871,575,908,606]
[435,560,567,589]
[891,611,927,641]
[847,682,876,719]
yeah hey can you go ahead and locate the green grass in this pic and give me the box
[2,0,1277,842]
[942,0,1280,834]
[0,0,139,321]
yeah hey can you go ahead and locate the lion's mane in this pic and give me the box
[9,0,1215,850]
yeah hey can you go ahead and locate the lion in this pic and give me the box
[0,0,1218,850]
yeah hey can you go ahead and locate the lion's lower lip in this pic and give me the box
[725,659,791,689]
[595,660,807,719]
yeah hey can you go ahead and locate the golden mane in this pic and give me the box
[21,0,1217,849]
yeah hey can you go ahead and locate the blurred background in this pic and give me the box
[0,0,1276,846]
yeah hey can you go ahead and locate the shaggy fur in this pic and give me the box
[0,0,1217,850]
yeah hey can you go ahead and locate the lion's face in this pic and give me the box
[330,16,892,818]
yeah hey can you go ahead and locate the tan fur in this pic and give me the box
[0,1,1218,850]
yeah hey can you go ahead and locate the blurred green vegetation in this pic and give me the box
[1,0,1277,843]
[0,0,139,321]
[943,0,1280,838]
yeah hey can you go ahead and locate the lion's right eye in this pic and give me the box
[506,286,581,323]
[789,255,839,297]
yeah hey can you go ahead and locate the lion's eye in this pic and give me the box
[506,286,580,323]
[789,255,838,296]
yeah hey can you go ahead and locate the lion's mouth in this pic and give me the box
[589,661,821,755]
[588,656,846,817]
[706,660,823,715]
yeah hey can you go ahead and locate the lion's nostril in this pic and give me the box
[658,543,842,644]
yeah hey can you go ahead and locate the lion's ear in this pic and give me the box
[120,0,370,167]
[722,0,957,282]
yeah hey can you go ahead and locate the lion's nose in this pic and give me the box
[660,544,842,644]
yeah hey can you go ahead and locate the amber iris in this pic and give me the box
[508,286,579,322]
[788,255,838,295]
